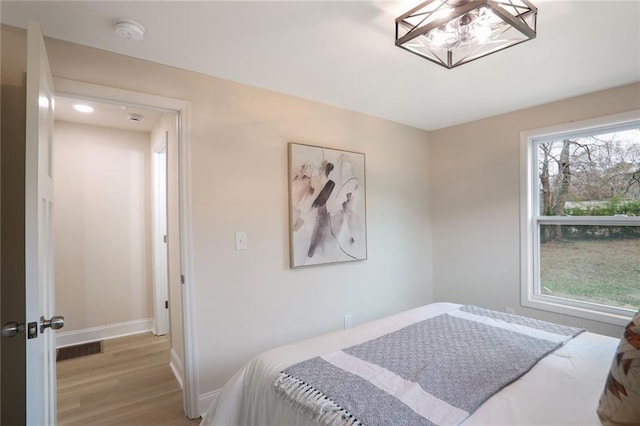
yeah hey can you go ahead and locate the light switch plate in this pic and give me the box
[344,314,352,329]
[235,232,248,250]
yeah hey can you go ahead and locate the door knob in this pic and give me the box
[40,315,64,333]
[1,321,25,338]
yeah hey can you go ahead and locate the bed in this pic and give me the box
[201,302,620,426]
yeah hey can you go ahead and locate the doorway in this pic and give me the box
[49,79,199,418]
[52,95,185,421]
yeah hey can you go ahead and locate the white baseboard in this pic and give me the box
[170,347,184,390]
[55,318,153,348]
[199,389,221,418]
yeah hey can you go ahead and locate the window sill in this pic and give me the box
[522,295,634,327]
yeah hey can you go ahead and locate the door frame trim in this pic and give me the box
[52,78,199,419]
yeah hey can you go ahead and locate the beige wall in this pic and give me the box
[53,121,153,332]
[2,22,637,412]
[27,30,434,395]
[428,83,640,337]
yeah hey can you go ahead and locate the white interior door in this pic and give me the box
[25,21,58,426]
[153,143,169,336]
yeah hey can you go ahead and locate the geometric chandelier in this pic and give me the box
[395,0,537,69]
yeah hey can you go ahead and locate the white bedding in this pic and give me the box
[201,302,619,426]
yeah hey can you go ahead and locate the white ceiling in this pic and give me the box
[55,96,163,132]
[2,1,639,131]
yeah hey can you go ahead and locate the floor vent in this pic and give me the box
[56,341,103,362]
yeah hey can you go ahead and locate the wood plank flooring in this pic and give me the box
[57,332,201,426]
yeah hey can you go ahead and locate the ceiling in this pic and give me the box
[2,1,639,131]
[55,96,163,132]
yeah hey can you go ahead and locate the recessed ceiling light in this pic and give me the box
[73,104,94,113]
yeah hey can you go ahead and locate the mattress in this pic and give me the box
[201,302,619,426]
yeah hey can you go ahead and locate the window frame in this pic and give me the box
[520,110,640,326]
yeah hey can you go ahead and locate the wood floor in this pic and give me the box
[57,332,201,426]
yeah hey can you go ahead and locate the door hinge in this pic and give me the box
[165,300,169,309]
[163,234,167,243]
[181,274,185,284]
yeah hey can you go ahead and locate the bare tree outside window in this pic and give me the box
[535,127,640,310]
[538,129,640,222]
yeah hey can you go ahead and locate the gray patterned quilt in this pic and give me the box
[274,305,584,426]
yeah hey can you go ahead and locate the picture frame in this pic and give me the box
[288,142,367,268]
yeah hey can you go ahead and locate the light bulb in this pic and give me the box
[474,25,492,42]
[456,14,475,43]
[459,13,474,28]
[428,25,459,48]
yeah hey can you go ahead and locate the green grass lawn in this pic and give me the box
[540,238,640,310]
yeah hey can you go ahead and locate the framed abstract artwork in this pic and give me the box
[288,143,367,268]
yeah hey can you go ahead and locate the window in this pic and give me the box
[521,111,640,325]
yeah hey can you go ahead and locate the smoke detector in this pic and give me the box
[114,19,145,41]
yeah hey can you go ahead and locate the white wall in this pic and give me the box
[38,33,434,396]
[53,121,153,334]
[429,83,640,338]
